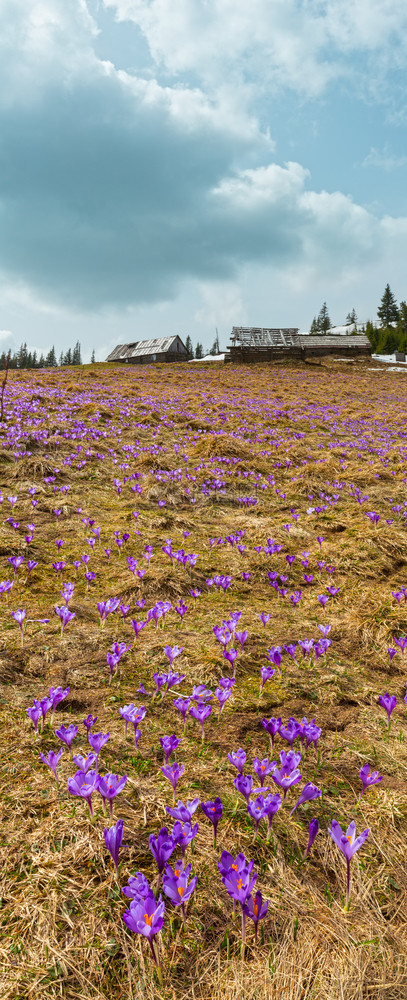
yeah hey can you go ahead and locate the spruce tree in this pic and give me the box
[309,316,319,335]
[185,336,193,359]
[397,300,407,335]
[317,302,331,334]
[46,346,57,367]
[377,284,399,327]
[195,343,203,358]
[72,341,82,365]
[91,349,95,364]
[345,308,357,326]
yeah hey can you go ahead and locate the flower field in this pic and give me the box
[1,356,407,999]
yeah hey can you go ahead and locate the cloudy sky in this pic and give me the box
[1,0,407,360]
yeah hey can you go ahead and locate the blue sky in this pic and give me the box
[1,0,407,360]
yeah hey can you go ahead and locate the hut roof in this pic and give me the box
[106,337,186,362]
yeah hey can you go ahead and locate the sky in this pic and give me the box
[1,0,407,360]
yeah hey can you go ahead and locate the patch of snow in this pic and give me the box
[189,353,226,362]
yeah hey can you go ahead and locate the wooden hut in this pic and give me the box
[106,336,189,365]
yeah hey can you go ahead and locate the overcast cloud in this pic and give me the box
[1,0,407,355]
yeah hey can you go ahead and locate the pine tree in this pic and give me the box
[91,349,96,364]
[210,329,220,355]
[195,343,203,358]
[345,308,357,326]
[46,346,57,367]
[317,302,331,334]
[17,343,28,368]
[72,341,82,365]
[309,316,319,335]
[377,283,399,328]
[59,351,64,367]
[63,348,72,366]
[38,354,45,368]
[185,336,193,359]
[397,300,407,335]
[365,321,378,352]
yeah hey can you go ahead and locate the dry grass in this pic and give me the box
[1,357,407,999]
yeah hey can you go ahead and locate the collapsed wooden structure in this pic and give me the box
[227,328,372,363]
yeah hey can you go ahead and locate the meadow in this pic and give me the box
[0,356,406,1000]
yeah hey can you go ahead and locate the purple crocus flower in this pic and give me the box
[243,890,268,942]
[271,766,302,800]
[265,646,282,670]
[68,769,99,815]
[122,872,151,901]
[247,796,268,836]
[263,793,282,838]
[11,608,26,645]
[189,703,211,741]
[54,605,76,635]
[253,757,276,786]
[221,866,257,943]
[49,686,70,723]
[359,764,383,796]
[191,684,212,702]
[72,752,98,774]
[217,851,254,879]
[163,644,183,666]
[153,672,167,698]
[39,696,52,726]
[161,762,185,800]
[215,686,231,713]
[55,723,78,755]
[201,797,223,846]
[228,748,246,773]
[160,734,181,763]
[83,713,98,733]
[166,798,200,823]
[130,619,147,641]
[104,818,124,872]
[279,719,301,747]
[88,731,110,755]
[97,772,127,816]
[279,749,302,771]
[328,819,369,908]
[262,717,281,748]
[122,891,165,969]
[172,821,199,855]
[234,774,253,803]
[149,827,175,876]
[260,665,275,693]
[289,782,322,816]
[163,861,197,920]
[378,692,397,729]
[165,670,185,692]
[39,748,63,784]
[173,696,191,730]
[27,700,42,733]
[304,818,319,857]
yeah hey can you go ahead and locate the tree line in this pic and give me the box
[0,341,91,370]
[310,285,407,354]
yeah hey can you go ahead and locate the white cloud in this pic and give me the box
[103,0,407,99]
[0,0,407,329]
[361,145,407,171]
[193,280,247,333]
